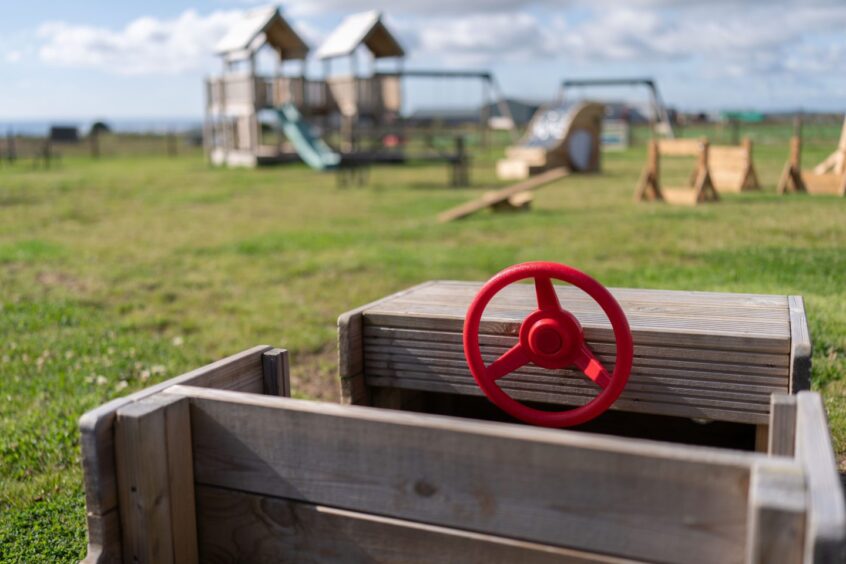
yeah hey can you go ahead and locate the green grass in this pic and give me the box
[1,133,845,559]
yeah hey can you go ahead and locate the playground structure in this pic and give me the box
[204,8,513,174]
[79,264,845,563]
[709,137,761,192]
[496,102,604,180]
[779,117,846,197]
[559,77,675,138]
[635,138,719,205]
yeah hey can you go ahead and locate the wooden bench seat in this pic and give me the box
[340,281,810,427]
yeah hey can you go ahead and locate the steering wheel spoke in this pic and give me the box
[534,276,561,312]
[572,343,612,389]
[486,343,529,381]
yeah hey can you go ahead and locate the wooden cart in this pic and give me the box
[80,283,845,563]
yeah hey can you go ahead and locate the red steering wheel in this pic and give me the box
[463,262,633,428]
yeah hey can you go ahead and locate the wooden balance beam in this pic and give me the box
[779,119,846,197]
[437,167,570,222]
[635,138,719,206]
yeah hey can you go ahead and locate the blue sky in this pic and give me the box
[1,0,845,120]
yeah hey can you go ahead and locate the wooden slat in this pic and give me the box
[363,326,791,368]
[366,374,770,424]
[657,138,703,156]
[364,343,789,380]
[769,394,797,457]
[788,296,812,393]
[195,485,640,564]
[262,348,290,397]
[745,461,806,564]
[115,394,198,564]
[172,384,765,563]
[79,345,269,519]
[437,167,570,222]
[795,392,846,563]
[364,312,790,354]
[367,362,786,411]
[802,172,845,195]
[81,508,121,564]
[338,282,436,405]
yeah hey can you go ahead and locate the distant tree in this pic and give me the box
[89,121,111,136]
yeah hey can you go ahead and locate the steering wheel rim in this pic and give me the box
[463,261,633,428]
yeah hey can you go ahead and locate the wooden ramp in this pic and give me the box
[438,167,570,222]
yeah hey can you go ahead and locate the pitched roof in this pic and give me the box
[215,5,309,60]
[315,11,404,60]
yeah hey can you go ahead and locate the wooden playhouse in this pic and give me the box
[80,264,845,563]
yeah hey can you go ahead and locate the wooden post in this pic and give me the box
[262,348,290,398]
[115,395,198,564]
[778,136,806,194]
[635,139,662,201]
[745,461,806,564]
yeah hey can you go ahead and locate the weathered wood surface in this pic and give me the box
[115,395,197,564]
[338,282,436,405]
[79,345,270,563]
[172,384,769,564]
[788,295,812,393]
[195,485,641,564]
[795,392,846,563]
[769,393,797,457]
[349,281,797,423]
[438,167,569,222]
[745,461,806,564]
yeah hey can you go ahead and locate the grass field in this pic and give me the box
[1,134,845,560]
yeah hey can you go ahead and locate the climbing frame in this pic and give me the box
[635,138,719,206]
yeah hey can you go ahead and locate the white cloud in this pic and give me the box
[37,9,241,75]
[5,50,23,63]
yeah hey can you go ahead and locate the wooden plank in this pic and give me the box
[657,138,703,156]
[363,326,791,367]
[115,394,198,564]
[795,392,846,563]
[195,485,640,564]
[366,374,770,424]
[363,357,781,404]
[79,345,269,524]
[367,361,787,400]
[171,384,764,563]
[364,312,790,354]
[437,167,570,222]
[802,172,845,195]
[81,508,121,564]
[403,280,788,306]
[338,282,436,405]
[769,394,797,457]
[788,296,812,393]
[261,348,290,397]
[745,461,806,564]
[364,343,790,380]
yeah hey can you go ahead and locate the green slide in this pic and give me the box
[275,103,341,171]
